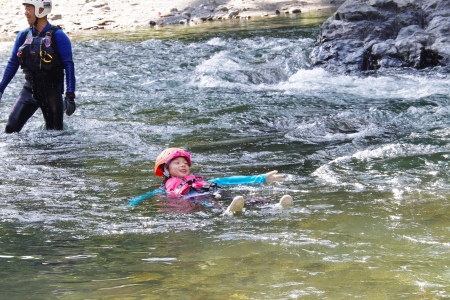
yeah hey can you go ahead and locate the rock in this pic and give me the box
[310,0,450,73]
[49,14,62,21]
[215,5,229,12]
[90,1,108,9]
[228,9,240,18]
[98,20,115,26]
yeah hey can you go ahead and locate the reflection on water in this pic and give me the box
[1,12,450,299]
[68,11,333,42]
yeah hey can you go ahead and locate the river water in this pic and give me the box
[1,12,450,299]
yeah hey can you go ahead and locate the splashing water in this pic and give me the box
[0,14,450,298]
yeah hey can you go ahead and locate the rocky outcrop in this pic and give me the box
[149,3,305,27]
[310,0,450,73]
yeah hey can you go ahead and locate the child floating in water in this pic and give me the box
[128,147,293,213]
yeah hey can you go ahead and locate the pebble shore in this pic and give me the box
[0,0,342,37]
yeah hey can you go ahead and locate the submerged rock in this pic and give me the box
[310,0,450,73]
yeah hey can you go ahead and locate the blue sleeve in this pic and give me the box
[210,174,266,186]
[54,27,76,93]
[128,187,166,206]
[0,30,28,93]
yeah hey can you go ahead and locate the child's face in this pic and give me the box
[168,157,190,178]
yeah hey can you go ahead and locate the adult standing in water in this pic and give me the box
[0,0,76,133]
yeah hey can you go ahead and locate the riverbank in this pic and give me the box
[0,0,342,36]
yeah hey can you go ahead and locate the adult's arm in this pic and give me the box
[0,30,28,93]
[54,29,76,94]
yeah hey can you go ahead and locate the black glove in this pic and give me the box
[0,91,2,102]
[64,92,76,116]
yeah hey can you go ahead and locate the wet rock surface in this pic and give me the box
[310,0,450,73]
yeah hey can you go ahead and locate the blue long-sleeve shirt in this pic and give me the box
[210,174,266,186]
[128,174,267,206]
[0,23,76,94]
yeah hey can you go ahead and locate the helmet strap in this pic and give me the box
[163,166,171,178]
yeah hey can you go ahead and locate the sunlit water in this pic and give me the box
[1,13,450,299]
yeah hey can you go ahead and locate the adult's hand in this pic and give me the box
[64,92,76,116]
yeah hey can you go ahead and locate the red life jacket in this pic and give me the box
[164,174,217,197]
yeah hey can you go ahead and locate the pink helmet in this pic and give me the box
[154,148,192,177]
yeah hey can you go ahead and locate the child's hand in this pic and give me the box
[265,170,284,182]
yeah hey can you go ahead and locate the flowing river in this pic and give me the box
[1,11,450,299]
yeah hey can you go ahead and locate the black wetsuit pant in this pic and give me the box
[5,81,64,133]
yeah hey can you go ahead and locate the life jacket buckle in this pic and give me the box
[40,50,53,63]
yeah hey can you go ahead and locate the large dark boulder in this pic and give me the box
[310,0,450,73]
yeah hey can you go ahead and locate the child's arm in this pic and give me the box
[128,187,166,206]
[264,170,284,182]
[210,170,284,186]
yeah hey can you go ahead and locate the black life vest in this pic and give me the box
[17,26,64,83]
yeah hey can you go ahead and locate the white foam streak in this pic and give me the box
[282,69,450,99]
